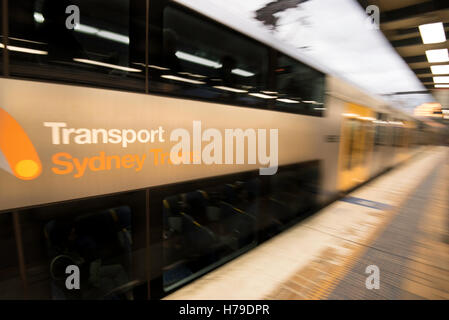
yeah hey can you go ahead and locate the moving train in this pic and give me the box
[0,0,432,299]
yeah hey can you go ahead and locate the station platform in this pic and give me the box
[166,146,449,300]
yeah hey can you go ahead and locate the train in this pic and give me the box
[0,0,436,300]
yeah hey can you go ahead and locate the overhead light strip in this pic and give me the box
[433,76,449,84]
[161,75,205,84]
[213,86,248,93]
[418,22,446,44]
[34,12,129,45]
[276,98,300,104]
[73,58,141,72]
[0,43,48,55]
[248,93,277,99]
[425,49,449,63]
[430,65,449,75]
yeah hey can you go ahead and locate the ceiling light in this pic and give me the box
[425,49,449,63]
[1,43,48,55]
[435,84,449,88]
[132,63,170,71]
[231,68,255,77]
[74,24,99,35]
[276,98,299,103]
[262,91,278,95]
[248,93,277,99]
[418,22,446,44]
[358,116,376,121]
[176,51,222,68]
[73,58,141,72]
[342,113,359,118]
[178,72,207,78]
[74,22,129,44]
[97,30,129,44]
[33,12,45,23]
[430,65,449,75]
[161,75,205,84]
[433,76,449,83]
[213,86,248,93]
[303,100,322,104]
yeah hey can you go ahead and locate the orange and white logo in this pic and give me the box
[0,107,42,180]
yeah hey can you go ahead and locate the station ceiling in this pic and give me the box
[357,0,449,100]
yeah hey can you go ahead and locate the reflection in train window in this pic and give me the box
[273,54,325,116]
[0,3,3,76]
[150,5,269,108]
[15,191,147,299]
[8,0,145,91]
[162,179,260,290]
[0,213,22,299]
[261,164,320,240]
[161,162,321,291]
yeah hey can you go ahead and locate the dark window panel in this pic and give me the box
[8,0,146,92]
[13,190,147,300]
[0,213,23,299]
[149,3,270,109]
[273,53,325,116]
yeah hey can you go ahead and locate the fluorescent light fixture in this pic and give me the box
[73,58,141,72]
[231,68,255,77]
[303,100,323,105]
[430,65,449,75]
[150,65,169,70]
[435,84,449,88]
[314,107,326,111]
[213,86,248,93]
[34,13,129,44]
[342,113,359,118]
[388,121,404,126]
[0,43,48,55]
[33,12,45,23]
[433,76,449,83]
[161,75,205,84]
[178,72,207,78]
[276,98,299,103]
[174,51,255,78]
[97,30,129,44]
[248,93,277,99]
[418,22,446,44]
[176,51,222,68]
[132,63,170,70]
[358,116,376,121]
[74,24,99,35]
[73,22,129,44]
[425,49,449,63]
[262,91,278,95]
[372,120,388,124]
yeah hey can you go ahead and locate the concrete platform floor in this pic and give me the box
[166,147,449,300]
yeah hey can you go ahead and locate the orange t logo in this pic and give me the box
[0,108,42,180]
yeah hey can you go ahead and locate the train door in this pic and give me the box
[337,103,375,191]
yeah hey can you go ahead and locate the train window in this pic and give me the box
[273,54,325,116]
[0,213,23,299]
[0,3,3,76]
[261,163,320,240]
[13,191,147,299]
[149,3,270,109]
[7,0,146,92]
[161,178,260,291]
